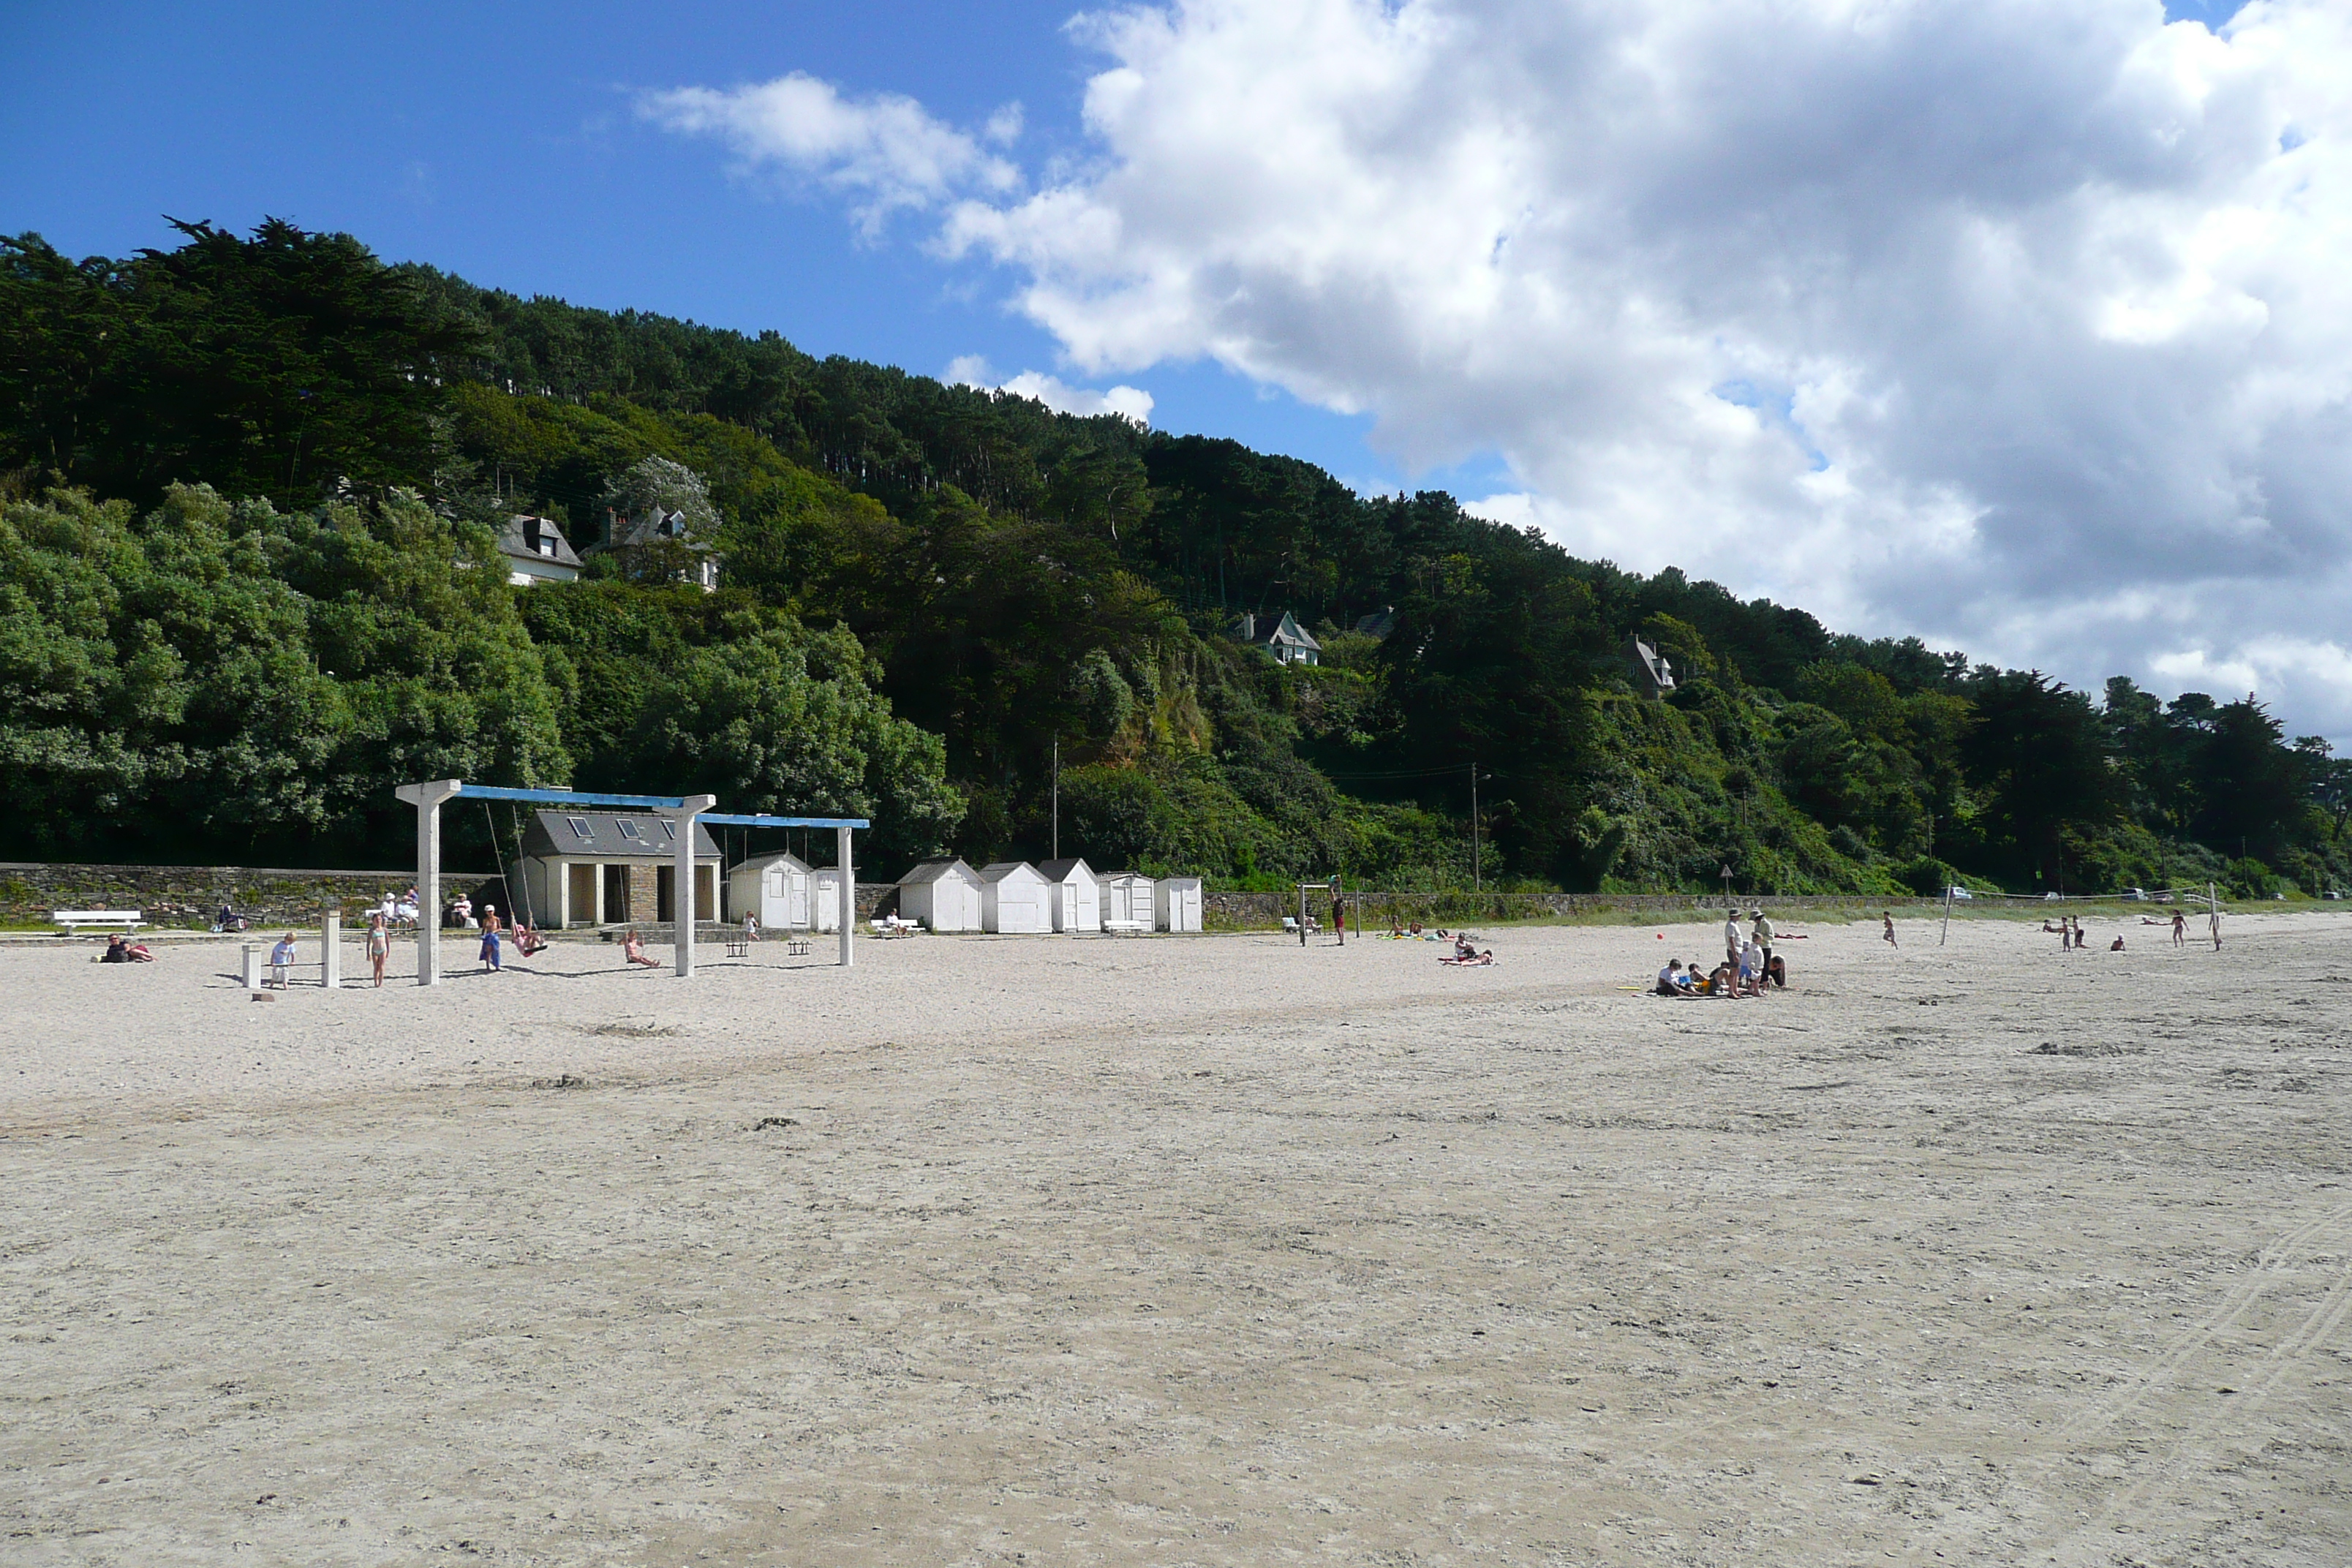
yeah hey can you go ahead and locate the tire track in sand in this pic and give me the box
[2032,1201,2352,1564]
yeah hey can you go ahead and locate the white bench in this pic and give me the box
[1102,919,1148,936]
[53,909,143,935]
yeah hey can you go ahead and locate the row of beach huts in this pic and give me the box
[728,853,1203,935]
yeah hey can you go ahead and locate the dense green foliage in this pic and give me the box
[3,221,2343,895]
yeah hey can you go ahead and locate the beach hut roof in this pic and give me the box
[1035,857,1095,882]
[898,858,979,886]
[977,861,1046,883]
[731,849,810,875]
[521,810,719,861]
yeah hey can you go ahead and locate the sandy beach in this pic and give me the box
[3,910,2348,1566]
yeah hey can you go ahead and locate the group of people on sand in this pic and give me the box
[1656,908,1788,998]
[2049,906,2221,952]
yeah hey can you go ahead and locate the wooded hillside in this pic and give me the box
[3,221,2343,896]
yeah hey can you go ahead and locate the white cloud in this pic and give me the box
[641,73,1019,233]
[663,1,2352,738]
[944,356,1155,424]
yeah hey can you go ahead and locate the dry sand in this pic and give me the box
[3,910,2348,1566]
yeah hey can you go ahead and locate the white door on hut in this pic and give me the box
[1036,857,1100,932]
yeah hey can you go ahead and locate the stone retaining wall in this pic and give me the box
[0,862,902,932]
[0,862,420,929]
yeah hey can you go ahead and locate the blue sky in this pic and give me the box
[13,0,2346,742]
[0,0,1476,493]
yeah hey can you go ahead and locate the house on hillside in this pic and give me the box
[598,505,720,592]
[1232,610,1322,666]
[510,810,720,928]
[1624,636,1677,698]
[1352,605,1396,638]
[497,515,583,587]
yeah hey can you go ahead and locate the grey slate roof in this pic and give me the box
[977,861,1047,883]
[497,515,584,570]
[898,858,980,886]
[1035,857,1095,882]
[519,810,720,861]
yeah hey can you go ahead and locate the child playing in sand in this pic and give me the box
[269,932,297,989]
[1882,913,1898,947]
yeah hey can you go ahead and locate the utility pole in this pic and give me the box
[1052,739,1060,862]
[1470,764,1481,893]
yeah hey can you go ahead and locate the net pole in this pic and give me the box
[1940,883,1953,946]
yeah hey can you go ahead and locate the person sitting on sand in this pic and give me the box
[1454,933,1479,960]
[269,932,298,989]
[1407,920,1423,937]
[99,934,131,963]
[1656,958,1692,996]
[622,929,661,968]
[1765,953,1787,989]
[1709,960,1738,996]
[2110,935,2125,951]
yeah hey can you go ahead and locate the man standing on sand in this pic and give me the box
[1751,909,1774,974]
[1723,910,1743,972]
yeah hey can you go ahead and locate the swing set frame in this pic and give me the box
[393,780,867,987]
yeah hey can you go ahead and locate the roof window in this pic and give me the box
[617,820,644,842]
[566,816,594,840]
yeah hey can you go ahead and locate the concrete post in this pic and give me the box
[393,780,463,987]
[322,911,341,990]
[669,795,718,977]
[837,824,855,968]
[241,943,261,991]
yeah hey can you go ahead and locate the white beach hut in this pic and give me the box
[727,851,811,930]
[979,862,1053,934]
[810,867,846,932]
[1098,872,1154,929]
[897,859,984,932]
[1154,875,1204,932]
[1036,857,1101,933]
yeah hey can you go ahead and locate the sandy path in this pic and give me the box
[3,913,2348,1565]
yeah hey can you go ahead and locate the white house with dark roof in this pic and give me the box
[978,862,1053,933]
[1232,609,1322,666]
[897,858,984,932]
[510,810,721,928]
[1035,856,1101,933]
[497,515,584,586]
